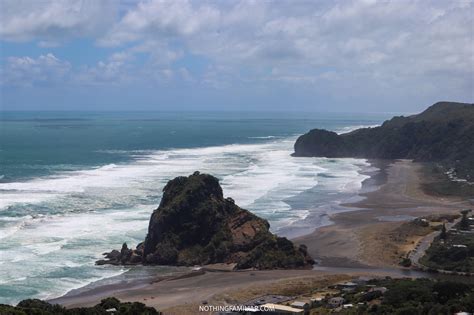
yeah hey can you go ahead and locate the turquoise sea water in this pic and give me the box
[0,111,388,304]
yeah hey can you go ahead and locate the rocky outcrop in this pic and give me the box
[97,172,313,270]
[293,102,474,180]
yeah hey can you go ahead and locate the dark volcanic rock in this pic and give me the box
[293,102,474,180]
[98,172,313,270]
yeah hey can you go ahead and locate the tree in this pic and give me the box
[460,210,470,231]
[440,223,447,240]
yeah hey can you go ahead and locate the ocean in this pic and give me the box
[0,110,389,304]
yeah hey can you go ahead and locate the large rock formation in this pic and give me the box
[293,102,474,180]
[98,172,313,270]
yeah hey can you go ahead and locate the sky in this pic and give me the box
[0,0,473,112]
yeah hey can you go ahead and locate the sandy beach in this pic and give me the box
[295,159,469,268]
[51,159,469,313]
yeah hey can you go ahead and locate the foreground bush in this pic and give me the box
[0,297,160,315]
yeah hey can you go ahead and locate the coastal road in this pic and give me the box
[408,218,461,267]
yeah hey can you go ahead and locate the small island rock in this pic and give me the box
[98,172,314,270]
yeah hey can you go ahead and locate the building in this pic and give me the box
[244,295,294,307]
[290,301,309,310]
[352,277,370,285]
[336,281,357,288]
[369,287,388,294]
[310,297,323,307]
[328,297,345,308]
[261,303,304,315]
[334,281,357,292]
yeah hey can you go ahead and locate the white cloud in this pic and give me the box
[1,0,472,105]
[98,0,220,46]
[178,67,193,82]
[75,52,134,85]
[0,0,116,42]
[2,53,71,86]
[129,40,183,66]
[74,43,184,85]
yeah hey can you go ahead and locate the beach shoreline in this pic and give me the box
[50,159,469,313]
[294,159,469,268]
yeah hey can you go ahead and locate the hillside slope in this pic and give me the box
[293,102,474,181]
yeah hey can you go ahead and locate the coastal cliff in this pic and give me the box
[98,172,313,269]
[293,102,474,180]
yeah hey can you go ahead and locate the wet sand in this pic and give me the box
[52,159,469,313]
[52,269,331,310]
[51,266,428,312]
[294,159,468,267]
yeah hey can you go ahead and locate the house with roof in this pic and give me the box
[261,303,304,315]
[369,286,388,294]
[328,297,345,308]
[290,301,310,310]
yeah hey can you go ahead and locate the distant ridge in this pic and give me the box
[293,101,474,180]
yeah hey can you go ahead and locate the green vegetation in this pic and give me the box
[421,164,474,197]
[460,210,471,230]
[294,102,474,181]
[366,279,474,315]
[311,278,474,315]
[399,257,412,267]
[0,297,159,315]
[421,212,474,273]
[440,223,447,240]
[98,172,313,269]
[421,233,474,272]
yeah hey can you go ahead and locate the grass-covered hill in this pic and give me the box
[293,102,474,181]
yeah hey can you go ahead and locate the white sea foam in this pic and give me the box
[248,136,278,139]
[335,124,380,134]
[0,134,373,304]
[0,136,370,241]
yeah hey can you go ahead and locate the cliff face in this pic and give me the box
[98,172,313,270]
[294,102,474,180]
